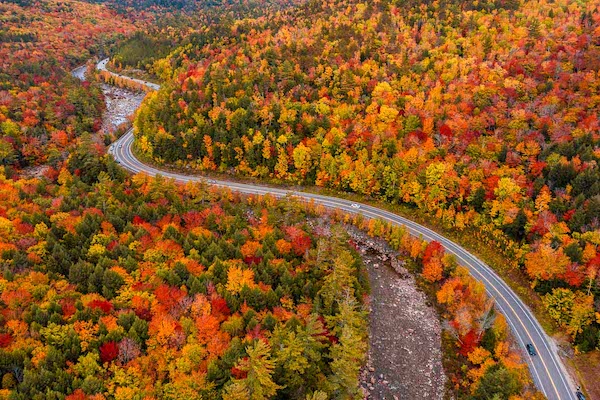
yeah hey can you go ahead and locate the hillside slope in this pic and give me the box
[134,0,600,355]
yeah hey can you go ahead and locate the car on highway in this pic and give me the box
[526,343,536,356]
[351,203,361,209]
[576,388,586,400]
[208,179,217,184]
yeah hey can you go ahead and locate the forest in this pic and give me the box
[0,0,137,174]
[0,0,307,174]
[133,0,600,353]
[0,0,598,397]
[0,136,538,398]
[0,140,371,399]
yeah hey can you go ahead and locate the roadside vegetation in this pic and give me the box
[0,143,540,398]
[134,0,600,359]
[1,0,599,397]
[0,151,370,398]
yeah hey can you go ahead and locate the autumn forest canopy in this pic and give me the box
[0,143,535,399]
[0,157,371,398]
[1,0,600,398]
[134,0,600,352]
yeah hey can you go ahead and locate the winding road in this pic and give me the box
[96,59,578,400]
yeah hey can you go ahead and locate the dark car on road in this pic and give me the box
[526,343,536,356]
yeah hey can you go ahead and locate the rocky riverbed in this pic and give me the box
[71,64,145,135]
[348,227,447,400]
[99,84,145,134]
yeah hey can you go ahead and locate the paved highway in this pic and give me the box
[102,60,578,400]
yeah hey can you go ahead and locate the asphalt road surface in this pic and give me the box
[103,60,578,400]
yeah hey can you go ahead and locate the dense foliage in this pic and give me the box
[0,0,594,396]
[87,0,304,12]
[134,0,600,349]
[339,215,540,398]
[112,32,175,71]
[109,0,307,75]
[0,145,370,399]
[0,138,539,398]
[0,0,137,174]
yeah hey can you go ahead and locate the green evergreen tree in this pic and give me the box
[233,340,281,400]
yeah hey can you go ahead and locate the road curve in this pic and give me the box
[102,60,577,400]
[97,58,161,91]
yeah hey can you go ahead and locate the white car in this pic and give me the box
[351,203,361,209]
